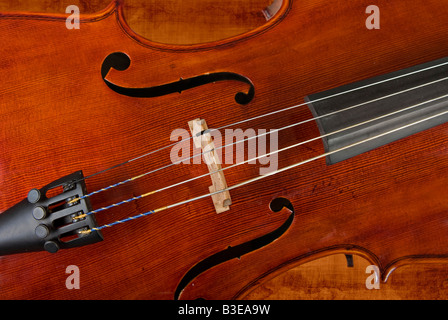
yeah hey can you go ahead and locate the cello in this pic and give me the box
[0,0,447,300]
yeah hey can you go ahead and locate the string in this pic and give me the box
[78,96,448,233]
[74,92,448,220]
[74,60,448,184]
[69,75,448,205]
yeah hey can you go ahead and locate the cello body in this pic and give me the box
[0,0,447,299]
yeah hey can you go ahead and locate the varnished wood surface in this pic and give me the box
[0,0,271,44]
[244,254,448,299]
[0,0,447,300]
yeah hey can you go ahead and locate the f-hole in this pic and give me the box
[174,197,295,300]
[101,52,255,105]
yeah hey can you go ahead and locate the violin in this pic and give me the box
[0,0,447,300]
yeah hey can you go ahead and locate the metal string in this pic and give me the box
[78,95,448,233]
[74,60,448,184]
[69,75,448,205]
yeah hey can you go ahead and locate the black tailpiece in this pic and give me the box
[0,171,103,255]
